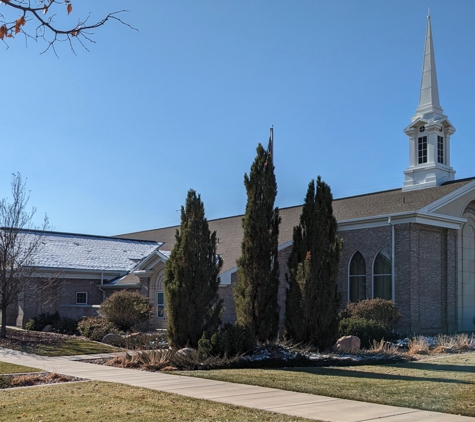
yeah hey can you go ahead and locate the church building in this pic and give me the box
[121,15,475,335]
[5,16,475,336]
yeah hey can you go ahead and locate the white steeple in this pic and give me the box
[402,14,456,192]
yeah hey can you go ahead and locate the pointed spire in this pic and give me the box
[416,14,444,117]
[267,126,274,159]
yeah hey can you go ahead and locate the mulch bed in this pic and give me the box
[0,372,84,389]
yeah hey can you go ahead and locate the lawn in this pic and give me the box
[179,352,475,417]
[0,329,115,356]
[0,381,318,422]
[0,362,41,374]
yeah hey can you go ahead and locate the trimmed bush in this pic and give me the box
[25,311,61,331]
[198,323,255,359]
[344,298,401,330]
[78,316,120,341]
[54,317,80,335]
[100,290,153,331]
[338,317,387,348]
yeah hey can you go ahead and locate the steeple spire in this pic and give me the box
[402,15,456,192]
[416,14,444,118]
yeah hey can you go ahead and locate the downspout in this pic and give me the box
[389,216,395,303]
[98,272,106,302]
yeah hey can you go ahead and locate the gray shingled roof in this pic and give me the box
[119,178,474,274]
[21,231,161,272]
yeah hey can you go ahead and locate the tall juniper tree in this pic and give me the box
[164,189,223,349]
[285,177,342,349]
[234,129,281,342]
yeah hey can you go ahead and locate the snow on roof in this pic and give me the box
[18,230,162,272]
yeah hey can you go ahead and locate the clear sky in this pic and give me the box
[2,0,475,236]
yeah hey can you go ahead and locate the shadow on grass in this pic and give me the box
[395,362,475,373]
[285,366,475,385]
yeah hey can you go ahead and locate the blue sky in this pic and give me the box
[2,0,475,236]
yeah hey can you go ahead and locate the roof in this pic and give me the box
[118,178,475,274]
[18,230,162,272]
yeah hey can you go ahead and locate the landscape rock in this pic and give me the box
[42,325,53,333]
[101,333,123,345]
[334,335,361,353]
[177,347,196,357]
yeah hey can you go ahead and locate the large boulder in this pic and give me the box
[42,324,53,333]
[334,335,361,353]
[176,347,196,357]
[101,333,123,346]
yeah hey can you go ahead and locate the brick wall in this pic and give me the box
[336,223,457,335]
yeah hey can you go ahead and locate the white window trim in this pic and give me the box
[76,292,88,305]
[157,291,165,319]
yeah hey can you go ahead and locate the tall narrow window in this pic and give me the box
[349,252,366,302]
[157,292,165,318]
[373,249,392,300]
[418,136,427,164]
[437,136,444,164]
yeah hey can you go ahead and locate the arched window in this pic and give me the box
[349,252,366,302]
[150,268,166,319]
[373,249,392,300]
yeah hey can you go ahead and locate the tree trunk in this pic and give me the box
[1,303,7,338]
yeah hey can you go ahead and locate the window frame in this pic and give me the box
[373,249,392,300]
[348,251,366,302]
[157,291,165,319]
[437,135,444,164]
[418,136,427,164]
[76,292,88,305]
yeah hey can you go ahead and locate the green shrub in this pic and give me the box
[54,317,80,335]
[338,317,387,348]
[198,323,255,359]
[25,312,61,331]
[344,298,401,330]
[77,317,120,341]
[24,319,36,331]
[100,291,153,331]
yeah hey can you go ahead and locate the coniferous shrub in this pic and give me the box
[198,323,255,359]
[285,177,342,349]
[165,190,223,349]
[234,136,281,342]
[100,290,153,331]
[338,317,387,348]
[77,316,120,341]
[344,298,401,331]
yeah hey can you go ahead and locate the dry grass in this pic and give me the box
[0,381,317,422]
[407,333,475,356]
[103,348,243,371]
[178,351,475,417]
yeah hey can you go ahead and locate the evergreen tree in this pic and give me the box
[164,189,223,349]
[285,177,342,348]
[234,134,281,342]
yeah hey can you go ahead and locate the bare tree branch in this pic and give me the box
[0,172,52,338]
[0,1,136,54]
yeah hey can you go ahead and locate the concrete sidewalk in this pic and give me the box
[0,348,473,422]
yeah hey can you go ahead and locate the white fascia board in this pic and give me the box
[132,269,154,277]
[419,179,475,213]
[337,211,465,231]
[100,283,141,289]
[30,269,125,280]
[134,250,168,271]
[404,117,426,133]
[219,267,236,286]
[278,240,293,251]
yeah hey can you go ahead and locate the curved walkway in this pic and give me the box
[0,348,473,422]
